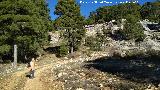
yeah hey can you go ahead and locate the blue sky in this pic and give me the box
[47,0,155,20]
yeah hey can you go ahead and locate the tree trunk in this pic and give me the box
[14,44,17,68]
[70,46,74,56]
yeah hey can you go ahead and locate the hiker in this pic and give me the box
[27,58,35,79]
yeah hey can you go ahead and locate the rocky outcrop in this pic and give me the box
[85,19,125,36]
[140,19,159,31]
[85,24,104,36]
[48,31,61,47]
[105,37,160,57]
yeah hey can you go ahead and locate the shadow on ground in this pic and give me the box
[84,55,160,86]
[44,46,60,57]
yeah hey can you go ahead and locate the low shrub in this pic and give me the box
[59,43,69,57]
[85,33,107,51]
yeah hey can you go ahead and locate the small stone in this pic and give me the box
[148,84,152,89]
[17,68,21,70]
[145,86,155,90]
[108,78,113,83]
[80,73,85,76]
[108,78,112,81]
[148,64,154,67]
[99,83,103,87]
[76,88,84,90]
[57,73,63,77]
[114,80,117,82]
[130,89,134,90]
[64,57,68,59]
[104,87,111,90]
[150,87,155,90]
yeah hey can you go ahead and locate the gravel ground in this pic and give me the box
[40,56,157,90]
[0,63,26,77]
[1,53,160,90]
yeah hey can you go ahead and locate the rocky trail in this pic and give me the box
[0,54,94,90]
[22,56,79,90]
[1,53,160,90]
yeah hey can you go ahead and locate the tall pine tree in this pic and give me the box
[0,0,51,62]
[54,0,85,55]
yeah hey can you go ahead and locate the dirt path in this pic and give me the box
[0,53,93,90]
[22,64,53,90]
[0,64,54,90]
[21,54,94,90]
[0,54,63,90]
[8,56,81,90]
[22,58,77,90]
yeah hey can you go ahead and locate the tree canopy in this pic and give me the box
[120,14,145,41]
[140,1,160,23]
[86,1,160,24]
[85,3,141,24]
[0,0,51,61]
[54,0,85,55]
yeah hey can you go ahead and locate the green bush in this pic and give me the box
[145,49,160,60]
[119,15,146,41]
[102,28,112,37]
[85,34,104,51]
[59,43,69,57]
[125,49,146,59]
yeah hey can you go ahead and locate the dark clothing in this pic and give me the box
[30,70,35,79]
[27,62,31,68]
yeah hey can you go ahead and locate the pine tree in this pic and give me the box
[140,1,160,23]
[54,0,85,55]
[0,0,51,62]
[87,3,141,23]
[120,14,145,41]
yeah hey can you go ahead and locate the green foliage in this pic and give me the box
[125,49,160,60]
[0,45,11,55]
[54,0,85,54]
[119,15,145,41]
[140,1,160,23]
[125,14,139,23]
[85,11,97,25]
[59,42,69,57]
[87,3,141,23]
[117,3,141,19]
[146,49,160,59]
[121,23,144,41]
[54,0,80,16]
[0,0,51,61]
[85,18,95,25]
[87,1,159,23]
[125,49,146,58]
[85,33,106,51]
[102,28,112,37]
[85,36,99,51]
